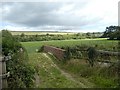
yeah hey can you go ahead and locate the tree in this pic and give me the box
[87,47,97,67]
[102,26,120,40]
[46,33,49,36]
[65,47,71,60]
[86,32,91,37]
[20,33,25,37]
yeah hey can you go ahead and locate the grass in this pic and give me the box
[21,38,119,88]
[21,38,119,53]
[28,53,85,88]
[48,53,118,88]
[88,76,117,88]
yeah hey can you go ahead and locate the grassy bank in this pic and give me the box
[28,53,90,88]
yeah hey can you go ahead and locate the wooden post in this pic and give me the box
[0,56,9,89]
[2,56,8,88]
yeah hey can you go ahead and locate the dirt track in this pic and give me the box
[43,53,95,88]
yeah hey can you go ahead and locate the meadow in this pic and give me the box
[21,38,119,53]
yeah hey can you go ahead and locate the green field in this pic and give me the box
[21,38,119,53]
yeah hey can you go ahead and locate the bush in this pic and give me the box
[64,47,71,60]
[87,47,98,67]
[38,46,44,52]
[2,30,35,88]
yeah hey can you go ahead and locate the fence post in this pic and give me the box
[0,56,10,89]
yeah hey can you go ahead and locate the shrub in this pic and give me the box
[2,30,35,88]
[65,47,71,60]
[38,46,44,52]
[87,47,98,67]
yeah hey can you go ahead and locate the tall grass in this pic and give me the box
[48,53,118,88]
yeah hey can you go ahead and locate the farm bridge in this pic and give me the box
[43,45,66,60]
[43,45,120,63]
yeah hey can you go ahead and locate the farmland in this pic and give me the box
[21,38,119,53]
[11,31,74,35]
[2,30,119,88]
[21,38,119,88]
[11,31,102,42]
[1,0,120,88]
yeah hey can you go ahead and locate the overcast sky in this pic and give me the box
[0,0,119,32]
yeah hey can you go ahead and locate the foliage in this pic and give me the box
[50,52,118,88]
[87,47,98,67]
[12,32,102,42]
[2,30,35,88]
[102,26,120,40]
[20,33,25,37]
[2,30,21,55]
[38,46,44,52]
[64,47,71,60]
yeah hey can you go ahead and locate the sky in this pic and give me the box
[0,0,119,32]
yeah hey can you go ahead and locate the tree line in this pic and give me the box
[101,26,120,40]
[13,32,102,42]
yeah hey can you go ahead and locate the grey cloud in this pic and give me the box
[2,2,64,26]
[2,2,103,30]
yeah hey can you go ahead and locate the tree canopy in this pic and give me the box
[102,26,120,40]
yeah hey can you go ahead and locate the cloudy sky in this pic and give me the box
[0,0,119,32]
